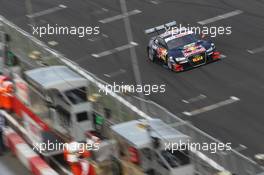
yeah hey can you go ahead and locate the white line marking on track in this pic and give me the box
[119,0,147,111]
[102,8,109,12]
[182,94,207,104]
[222,144,247,155]
[48,41,58,46]
[149,0,160,4]
[92,8,109,15]
[26,4,67,18]
[104,69,126,78]
[88,33,109,42]
[247,46,264,54]
[182,96,240,116]
[91,42,138,58]
[197,10,243,25]
[99,9,142,24]
[237,144,248,151]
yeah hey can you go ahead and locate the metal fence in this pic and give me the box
[1,15,264,175]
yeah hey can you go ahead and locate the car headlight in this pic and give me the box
[175,57,186,62]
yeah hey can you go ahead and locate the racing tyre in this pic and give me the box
[166,57,173,71]
[148,48,155,62]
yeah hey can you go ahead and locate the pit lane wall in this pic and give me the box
[1,15,264,175]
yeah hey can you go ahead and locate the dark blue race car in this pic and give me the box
[145,21,221,72]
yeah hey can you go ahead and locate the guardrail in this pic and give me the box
[1,15,264,175]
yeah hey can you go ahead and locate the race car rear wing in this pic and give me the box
[144,21,177,35]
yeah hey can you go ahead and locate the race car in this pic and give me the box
[145,21,221,72]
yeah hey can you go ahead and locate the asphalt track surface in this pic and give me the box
[0,0,264,160]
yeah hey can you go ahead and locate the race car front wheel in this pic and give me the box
[167,57,173,71]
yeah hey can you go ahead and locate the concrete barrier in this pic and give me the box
[3,125,58,175]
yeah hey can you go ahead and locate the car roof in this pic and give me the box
[25,66,87,91]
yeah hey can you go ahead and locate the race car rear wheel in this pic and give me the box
[148,48,155,62]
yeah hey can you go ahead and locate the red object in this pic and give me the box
[12,96,49,131]
[64,149,82,175]
[66,162,96,175]
[88,164,96,175]
[128,147,140,164]
[0,80,13,110]
[29,156,51,175]
[6,132,24,154]
[174,64,184,72]
[212,51,221,60]
[4,127,58,175]
[64,146,94,175]
[0,76,9,85]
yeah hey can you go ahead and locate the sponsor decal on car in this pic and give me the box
[192,55,204,62]
[157,48,168,60]
[183,45,206,57]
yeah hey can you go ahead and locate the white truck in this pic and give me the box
[9,65,97,156]
[111,119,195,175]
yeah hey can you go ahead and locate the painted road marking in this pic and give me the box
[149,0,161,4]
[91,42,138,58]
[222,144,247,155]
[247,45,264,54]
[88,33,109,42]
[119,0,147,112]
[99,9,142,24]
[48,41,58,46]
[236,144,248,152]
[182,94,207,104]
[92,8,109,15]
[26,4,67,18]
[182,96,240,116]
[104,69,126,78]
[197,10,243,25]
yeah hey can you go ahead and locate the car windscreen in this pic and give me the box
[166,34,197,49]
[161,149,190,168]
[64,87,87,104]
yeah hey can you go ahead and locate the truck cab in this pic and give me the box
[24,66,93,141]
[111,119,195,175]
